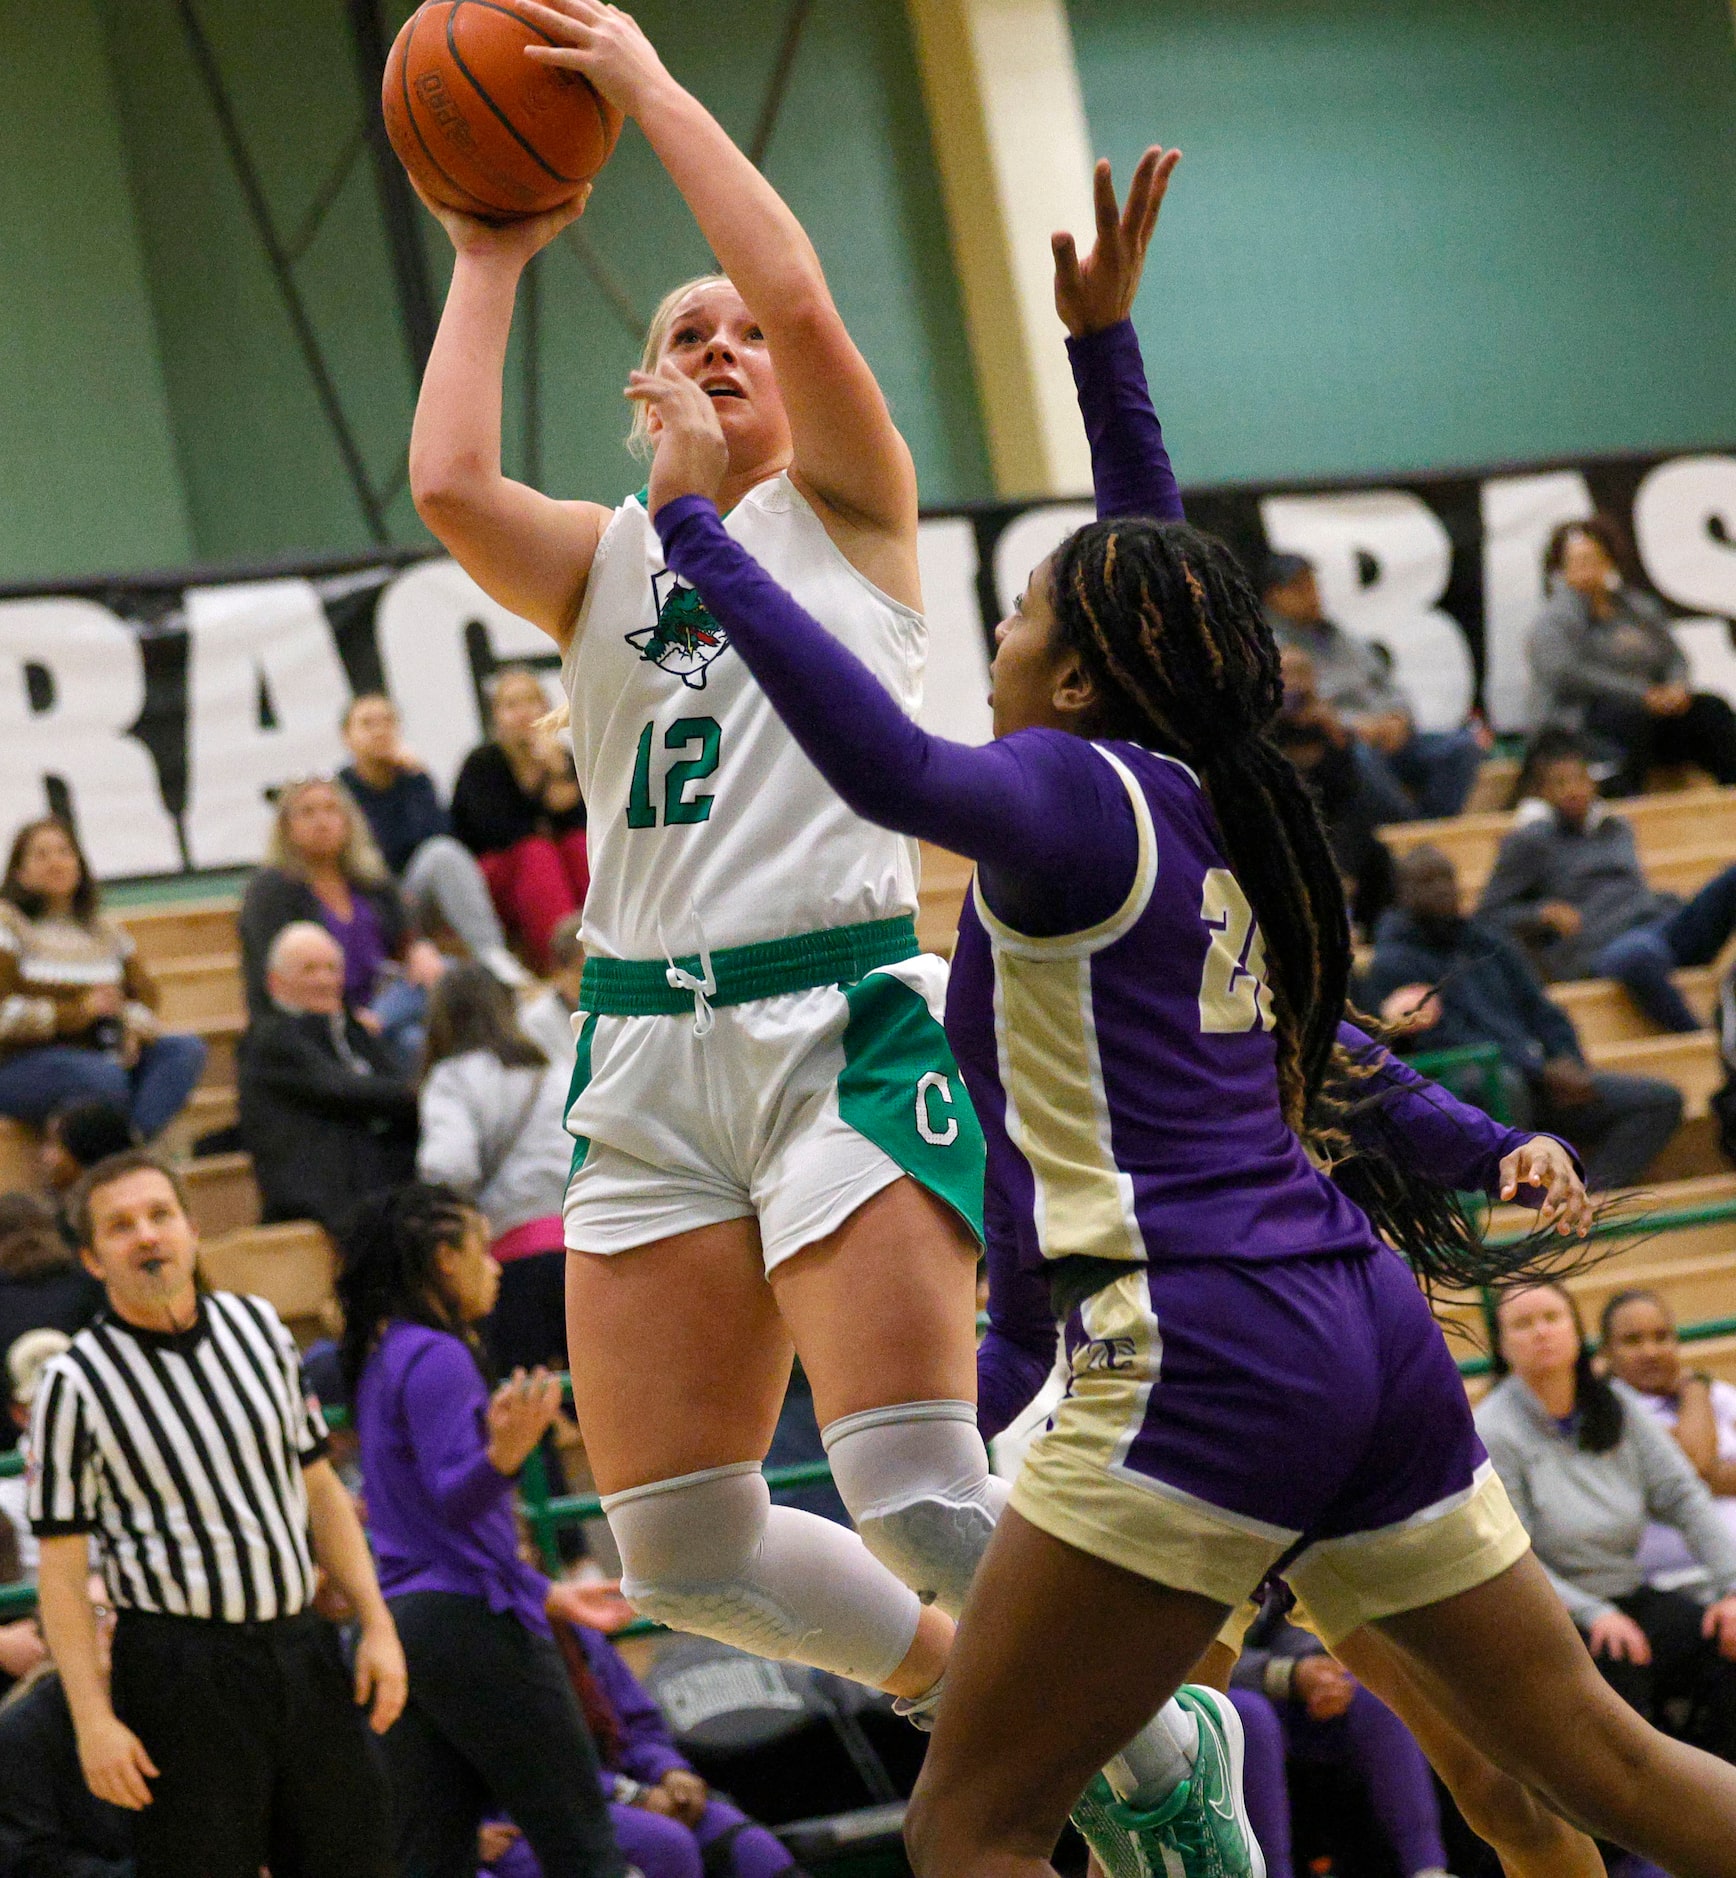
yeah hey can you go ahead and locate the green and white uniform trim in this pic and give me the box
[562,947,983,1266]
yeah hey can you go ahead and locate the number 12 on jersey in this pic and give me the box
[1198,868,1275,1034]
[626,717,722,829]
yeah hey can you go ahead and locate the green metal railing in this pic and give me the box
[1406,1042,1513,1125]
[3,1188,1734,1624]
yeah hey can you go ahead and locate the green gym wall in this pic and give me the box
[1,1,1733,584]
[1066,0,1736,486]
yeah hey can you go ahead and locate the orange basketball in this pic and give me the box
[383,1,619,221]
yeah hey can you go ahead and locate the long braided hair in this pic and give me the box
[1046,518,1586,1295]
[336,1182,487,1397]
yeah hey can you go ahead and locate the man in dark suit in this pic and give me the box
[237,923,418,1230]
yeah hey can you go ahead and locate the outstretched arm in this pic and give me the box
[518,1,915,563]
[409,193,615,645]
[657,484,1130,906]
[1336,1022,1592,1234]
[1054,149,1185,525]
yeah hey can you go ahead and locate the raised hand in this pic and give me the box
[515,0,669,120]
[410,173,591,264]
[625,367,730,517]
[1052,146,1181,338]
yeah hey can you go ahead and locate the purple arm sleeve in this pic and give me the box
[1067,321,1184,523]
[977,1183,1058,1444]
[1336,1022,1580,1195]
[657,499,1137,934]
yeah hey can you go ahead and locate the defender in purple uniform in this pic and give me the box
[621,207,1736,1878]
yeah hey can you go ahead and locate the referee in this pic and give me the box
[25,1149,406,1877]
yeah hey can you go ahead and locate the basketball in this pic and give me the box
[383,1,619,221]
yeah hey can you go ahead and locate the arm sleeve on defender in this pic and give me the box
[1067,321,1184,524]
[658,497,1138,934]
[1334,1022,1580,1198]
[652,322,1178,933]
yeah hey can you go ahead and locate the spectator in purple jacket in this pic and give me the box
[480,1609,805,1878]
[337,1181,625,1878]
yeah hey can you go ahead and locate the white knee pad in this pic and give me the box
[601,1462,921,1687]
[822,1401,1009,1621]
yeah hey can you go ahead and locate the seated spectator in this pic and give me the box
[335,1183,622,1878]
[418,962,574,1372]
[2,1329,72,1579]
[38,1101,139,1242]
[340,693,530,990]
[0,1580,130,1876]
[1365,846,1682,1190]
[0,1197,101,1405]
[1263,552,1483,821]
[1479,1282,1736,1764]
[1270,646,1395,934]
[238,777,447,1067]
[1479,733,1736,1028]
[481,1604,807,1878]
[237,923,418,1230]
[1528,514,1736,796]
[452,668,589,972]
[1228,1601,1456,1878]
[0,818,205,1143]
[1602,1288,1736,1578]
[518,913,586,1079]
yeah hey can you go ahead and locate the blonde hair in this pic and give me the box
[266,778,388,885]
[626,273,734,462]
[487,662,572,742]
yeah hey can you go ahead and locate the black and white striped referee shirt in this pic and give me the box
[25,1291,328,1623]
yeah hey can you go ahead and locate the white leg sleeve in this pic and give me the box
[601,1462,922,1688]
[821,1401,1009,1622]
[819,1401,1198,1803]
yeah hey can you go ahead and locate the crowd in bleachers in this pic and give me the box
[1,525,1735,1877]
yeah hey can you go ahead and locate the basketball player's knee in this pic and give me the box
[600,1463,921,1680]
[823,1402,1008,1620]
[1446,1756,1571,1854]
[603,1464,785,1648]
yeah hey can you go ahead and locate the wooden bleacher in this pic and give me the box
[1379,785,1736,905]
[1437,1170,1736,1398]
[16,768,1733,1329]
[196,1220,338,1346]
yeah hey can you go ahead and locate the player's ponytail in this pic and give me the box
[1046,518,1591,1297]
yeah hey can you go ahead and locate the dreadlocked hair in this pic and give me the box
[1050,520,1345,1129]
[1047,518,1604,1297]
[335,1182,487,1397]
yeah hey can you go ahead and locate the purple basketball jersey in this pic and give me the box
[946,740,1380,1283]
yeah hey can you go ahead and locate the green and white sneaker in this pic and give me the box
[1070,1686,1265,1878]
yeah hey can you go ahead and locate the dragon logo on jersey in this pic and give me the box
[627,571,731,689]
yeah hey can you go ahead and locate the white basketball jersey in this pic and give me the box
[564,475,924,960]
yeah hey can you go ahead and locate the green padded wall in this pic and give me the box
[0,0,191,581]
[1067,0,1736,485]
[86,0,989,572]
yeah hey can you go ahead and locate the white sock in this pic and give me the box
[1106,1699,1200,1806]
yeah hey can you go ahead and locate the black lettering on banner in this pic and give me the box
[0,446,1729,884]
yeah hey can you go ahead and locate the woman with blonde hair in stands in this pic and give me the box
[449,667,590,972]
[0,818,205,1143]
[239,777,447,1065]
